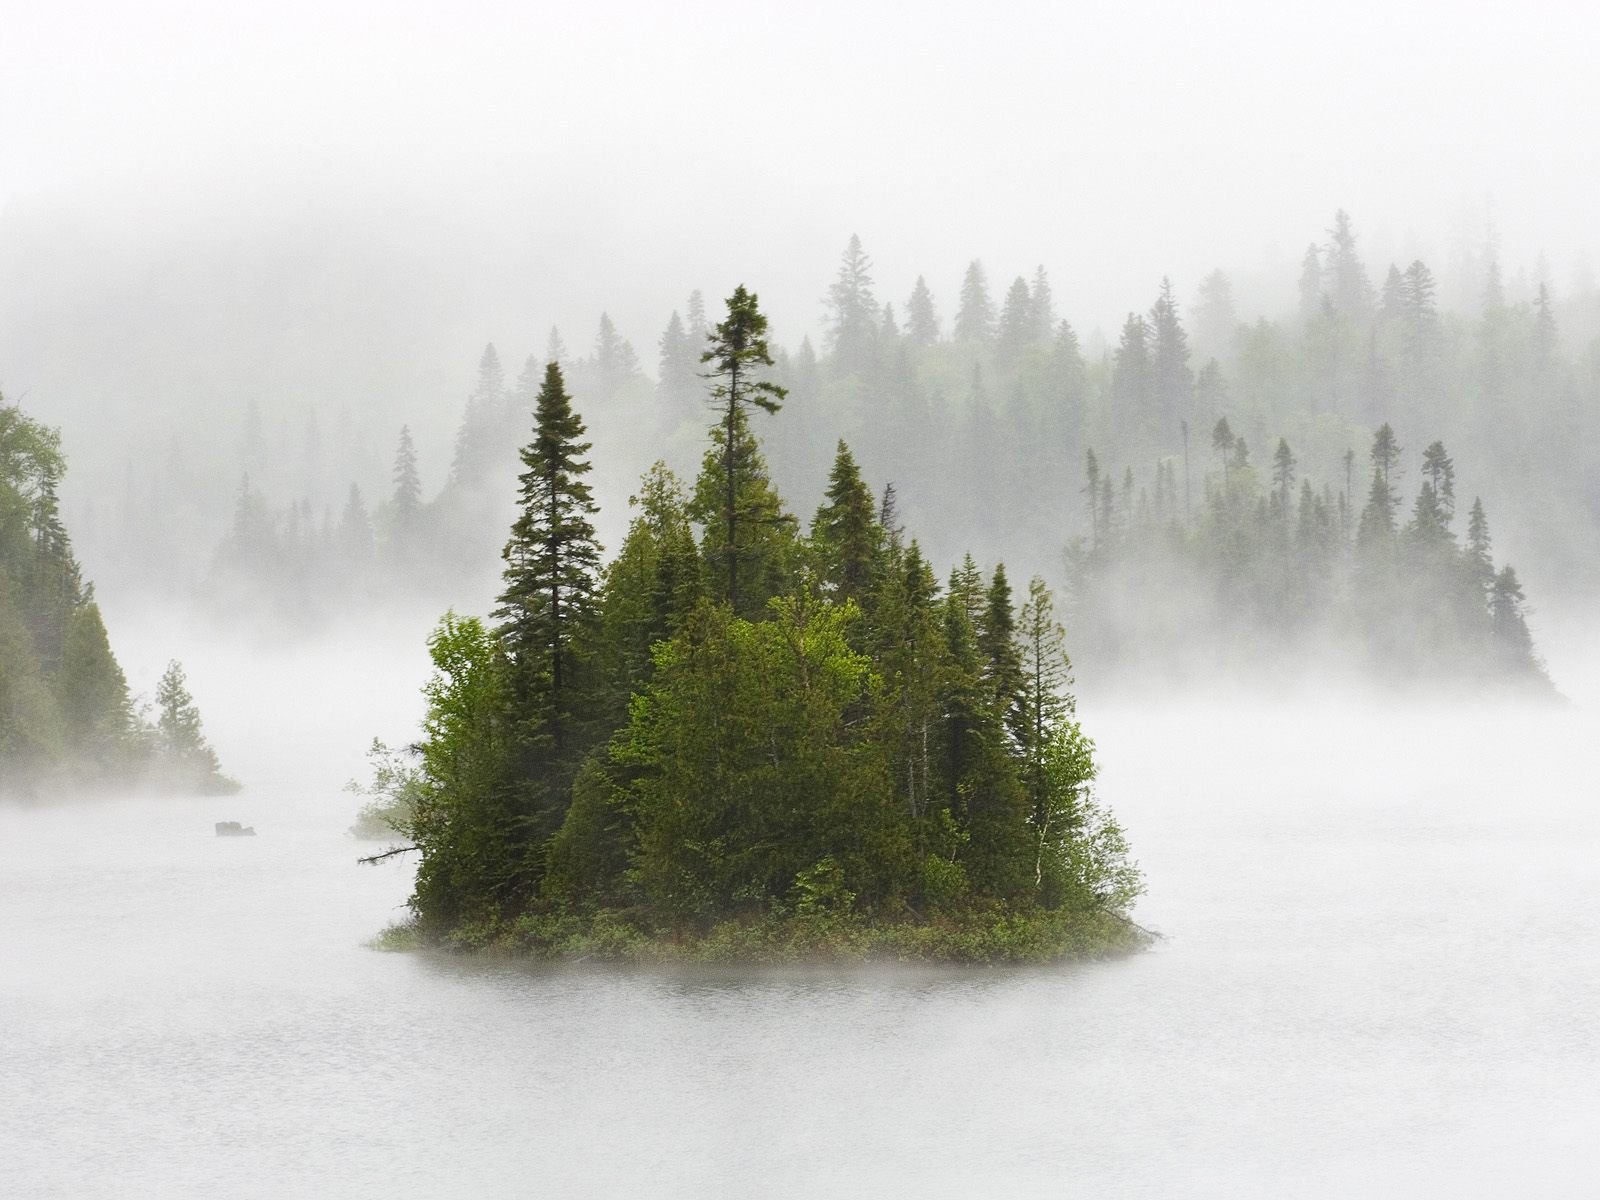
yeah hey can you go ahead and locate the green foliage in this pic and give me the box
[383,289,1144,964]
[403,614,522,930]
[1,398,235,796]
[151,660,238,794]
[347,738,420,839]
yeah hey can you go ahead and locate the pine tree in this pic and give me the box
[1015,577,1073,833]
[392,426,423,521]
[338,483,376,566]
[1149,278,1193,433]
[657,310,701,422]
[996,276,1035,368]
[1325,209,1373,320]
[1298,243,1324,322]
[545,327,568,365]
[811,441,880,607]
[694,286,791,615]
[906,275,940,347]
[449,343,507,487]
[55,600,136,780]
[591,313,643,400]
[978,565,1024,742]
[153,660,235,793]
[1271,438,1297,514]
[825,234,880,375]
[1030,266,1055,342]
[954,260,995,344]
[494,361,603,759]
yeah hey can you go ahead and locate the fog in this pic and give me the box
[5,629,1600,1195]
[5,1,1600,1193]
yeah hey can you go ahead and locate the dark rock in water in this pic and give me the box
[215,821,256,837]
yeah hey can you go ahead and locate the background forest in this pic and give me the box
[27,212,1596,687]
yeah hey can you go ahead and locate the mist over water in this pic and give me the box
[6,3,1600,1193]
[5,624,1598,1196]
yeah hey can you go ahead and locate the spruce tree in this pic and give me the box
[996,276,1035,367]
[494,361,603,760]
[906,275,940,347]
[153,660,235,793]
[811,441,879,607]
[695,286,790,615]
[954,261,995,344]
[1015,576,1072,832]
[978,565,1024,742]
[449,343,507,487]
[825,235,880,375]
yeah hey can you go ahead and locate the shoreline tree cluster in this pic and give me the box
[0,399,237,798]
[374,289,1144,963]
[1068,424,1552,688]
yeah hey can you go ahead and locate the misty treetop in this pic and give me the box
[368,288,1144,963]
[163,212,1589,687]
[1067,422,1552,689]
[0,398,237,797]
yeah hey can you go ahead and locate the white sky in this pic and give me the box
[2,0,1598,358]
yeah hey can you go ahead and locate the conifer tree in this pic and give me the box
[545,327,568,365]
[338,483,376,565]
[1015,577,1072,829]
[906,275,940,347]
[153,660,235,793]
[1029,266,1055,341]
[978,564,1024,741]
[591,313,643,400]
[811,441,879,607]
[391,426,423,522]
[1149,278,1193,432]
[825,234,880,374]
[695,286,791,615]
[997,276,1035,367]
[494,361,602,760]
[56,600,136,780]
[449,344,507,487]
[1325,209,1373,319]
[954,260,995,344]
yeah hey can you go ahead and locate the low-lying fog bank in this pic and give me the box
[4,621,1596,1196]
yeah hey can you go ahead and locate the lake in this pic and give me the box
[4,623,1598,1197]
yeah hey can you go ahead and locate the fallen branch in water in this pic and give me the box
[358,845,419,865]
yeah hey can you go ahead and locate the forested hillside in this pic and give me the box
[81,213,1592,685]
[365,290,1144,963]
[0,399,236,797]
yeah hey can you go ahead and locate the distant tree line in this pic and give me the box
[170,213,1591,683]
[1066,422,1550,687]
[0,399,236,796]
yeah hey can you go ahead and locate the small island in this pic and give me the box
[363,288,1146,963]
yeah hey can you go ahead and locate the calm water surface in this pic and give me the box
[4,635,1598,1197]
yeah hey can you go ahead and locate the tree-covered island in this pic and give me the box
[364,288,1146,963]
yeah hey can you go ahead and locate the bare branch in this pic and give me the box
[357,845,419,865]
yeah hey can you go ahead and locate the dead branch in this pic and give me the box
[358,844,420,865]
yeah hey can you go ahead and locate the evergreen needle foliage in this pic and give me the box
[0,398,237,797]
[372,289,1145,962]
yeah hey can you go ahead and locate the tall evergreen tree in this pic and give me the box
[449,344,507,487]
[825,234,880,375]
[906,275,940,347]
[811,441,880,607]
[996,276,1035,368]
[1149,278,1193,433]
[494,361,603,760]
[694,286,791,615]
[954,261,996,345]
